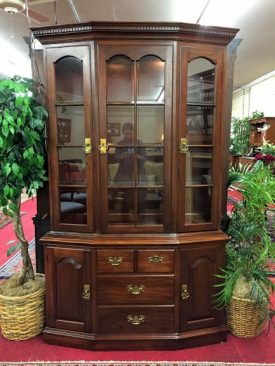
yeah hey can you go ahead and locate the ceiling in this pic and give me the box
[0,0,275,89]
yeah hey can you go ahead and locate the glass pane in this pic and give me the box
[107,106,134,145]
[138,56,165,103]
[58,147,86,184]
[108,188,134,223]
[55,56,83,103]
[185,187,212,224]
[140,148,164,186]
[137,188,163,224]
[107,56,133,103]
[108,147,134,186]
[137,106,164,144]
[56,106,84,146]
[187,58,215,105]
[59,188,87,224]
[186,147,212,185]
[187,105,214,145]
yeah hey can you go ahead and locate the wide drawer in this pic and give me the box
[97,306,175,334]
[97,249,134,273]
[137,249,175,273]
[97,275,174,305]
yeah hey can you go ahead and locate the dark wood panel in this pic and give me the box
[97,306,175,334]
[97,275,174,305]
[137,249,175,273]
[180,243,225,331]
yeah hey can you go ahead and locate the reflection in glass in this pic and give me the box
[185,187,212,224]
[59,188,87,224]
[108,188,134,223]
[107,106,134,145]
[55,56,83,103]
[137,106,164,144]
[107,56,133,102]
[186,147,212,185]
[138,56,165,103]
[108,147,134,186]
[187,58,215,105]
[186,105,214,145]
[56,106,84,146]
[138,188,163,214]
[140,148,164,186]
[58,147,86,184]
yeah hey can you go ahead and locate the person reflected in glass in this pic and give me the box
[113,122,147,215]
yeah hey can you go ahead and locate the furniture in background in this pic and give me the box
[31,21,239,350]
[249,117,275,148]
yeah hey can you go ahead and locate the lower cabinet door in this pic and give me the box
[180,243,225,331]
[45,246,92,332]
[97,306,175,334]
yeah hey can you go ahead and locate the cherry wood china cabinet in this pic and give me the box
[32,21,239,350]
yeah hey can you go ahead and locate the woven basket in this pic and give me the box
[0,280,45,341]
[226,295,267,338]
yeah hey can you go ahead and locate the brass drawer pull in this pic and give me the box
[148,255,163,264]
[82,284,91,300]
[181,284,190,300]
[127,284,144,295]
[107,256,123,266]
[127,314,145,325]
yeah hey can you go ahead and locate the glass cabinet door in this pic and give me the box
[47,46,93,232]
[178,48,223,231]
[98,45,172,233]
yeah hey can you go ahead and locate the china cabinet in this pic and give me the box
[31,21,239,350]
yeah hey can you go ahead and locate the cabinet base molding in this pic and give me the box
[43,326,227,350]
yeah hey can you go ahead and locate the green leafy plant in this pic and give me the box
[250,110,264,120]
[0,76,48,285]
[216,159,275,321]
[261,142,275,156]
[230,116,251,155]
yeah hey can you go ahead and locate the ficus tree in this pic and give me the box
[0,76,48,285]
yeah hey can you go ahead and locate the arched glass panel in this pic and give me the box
[138,56,164,103]
[55,56,83,102]
[107,56,134,102]
[187,58,215,145]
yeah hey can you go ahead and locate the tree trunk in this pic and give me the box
[13,196,35,285]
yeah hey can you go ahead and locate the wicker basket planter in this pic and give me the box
[226,295,267,338]
[0,279,45,341]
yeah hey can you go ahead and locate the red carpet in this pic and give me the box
[0,198,36,267]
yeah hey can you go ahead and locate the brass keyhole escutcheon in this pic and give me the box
[181,284,190,300]
[82,284,91,300]
[179,138,189,154]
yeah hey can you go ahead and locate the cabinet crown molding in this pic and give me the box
[31,21,239,45]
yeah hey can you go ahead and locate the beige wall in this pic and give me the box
[232,70,275,118]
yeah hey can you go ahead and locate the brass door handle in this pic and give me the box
[127,284,144,295]
[107,256,123,266]
[179,138,189,154]
[83,138,92,154]
[127,314,145,325]
[82,284,91,300]
[181,284,190,300]
[98,138,109,154]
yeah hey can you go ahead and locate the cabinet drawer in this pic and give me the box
[137,249,175,273]
[97,250,134,273]
[97,275,174,305]
[97,306,175,334]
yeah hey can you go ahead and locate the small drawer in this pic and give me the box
[97,306,175,334]
[97,250,134,273]
[137,249,175,273]
[97,275,174,305]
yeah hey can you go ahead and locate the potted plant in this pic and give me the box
[216,157,275,337]
[0,76,48,340]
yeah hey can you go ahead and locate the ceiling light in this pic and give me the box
[0,0,25,14]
